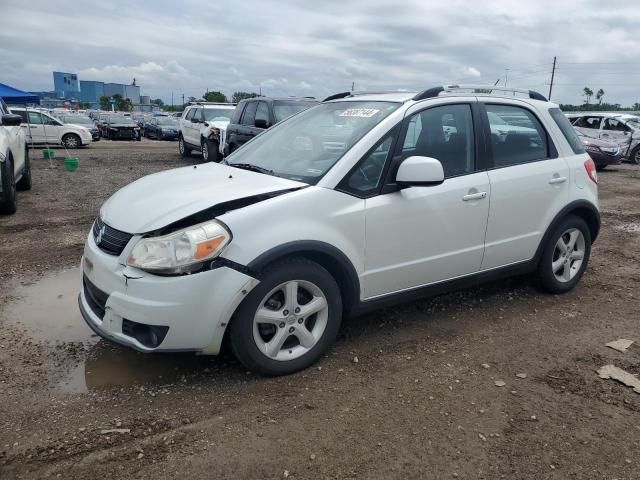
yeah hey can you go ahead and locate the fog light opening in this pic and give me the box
[122,319,169,348]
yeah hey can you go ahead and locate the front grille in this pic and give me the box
[83,275,108,319]
[92,217,133,256]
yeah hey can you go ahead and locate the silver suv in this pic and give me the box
[178,103,236,162]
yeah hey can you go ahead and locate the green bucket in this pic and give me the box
[42,148,56,159]
[64,157,79,172]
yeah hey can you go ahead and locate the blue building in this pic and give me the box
[104,83,141,104]
[79,80,105,108]
[53,71,80,98]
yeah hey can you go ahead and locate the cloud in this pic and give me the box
[1,0,640,105]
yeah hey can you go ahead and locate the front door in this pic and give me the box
[600,117,633,155]
[362,102,490,298]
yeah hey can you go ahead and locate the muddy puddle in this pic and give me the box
[4,268,225,394]
[2,267,94,343]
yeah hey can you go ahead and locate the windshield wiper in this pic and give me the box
[228,163,275,176]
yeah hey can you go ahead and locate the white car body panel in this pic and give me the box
[100,163,305,233]
[81,89,599,356]
[10,107,92,146]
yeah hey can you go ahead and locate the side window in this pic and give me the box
[27,112,44,124]
[184,108,195,121]
[549,108,586,154]
[603,118,630,132]
[255,102,269,125]
[574,116,601,129]
[241,102,258,126]
[340,132,395,197]
[191,108,202,121]
[400,104,475,178]
[485,104,549,167]
[13,110,28,123]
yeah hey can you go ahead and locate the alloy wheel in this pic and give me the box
[179,137,185,154]
[202,141,209,161]
[63,135,79,148]
[253,280,329,361]
[552,228,585,283]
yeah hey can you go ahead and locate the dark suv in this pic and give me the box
[224,97,318,155]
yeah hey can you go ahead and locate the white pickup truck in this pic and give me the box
[0,98,31,214]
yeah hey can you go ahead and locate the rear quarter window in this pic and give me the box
[549,108,585,154]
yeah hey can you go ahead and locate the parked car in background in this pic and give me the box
[224,97,318,155]
[568,113,640,164]
[144,116,179,140]
[576,131,622,170]
[79,86,599,376]
[178,103,236,162]
[0,98,30,215]
[10,107,92,148]
[57,114,100,141]
[102,116,141,141]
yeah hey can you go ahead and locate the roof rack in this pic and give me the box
[322,90,408,102]
[189,101,236,106]
[412,85,548,102]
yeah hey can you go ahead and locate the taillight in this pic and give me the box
[584,158,598,184]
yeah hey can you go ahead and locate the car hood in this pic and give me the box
[68,123,96,130]
[100,163,306,233]
[109,123,137,128]
[206,120,230,130]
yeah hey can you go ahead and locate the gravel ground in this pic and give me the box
[0,140,639,479]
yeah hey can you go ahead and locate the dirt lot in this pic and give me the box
[1,140,639,479]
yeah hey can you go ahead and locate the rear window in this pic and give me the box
[549,108,585,154]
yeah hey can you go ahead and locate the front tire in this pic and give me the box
[16,147,32,191]
[62,133,81,149]
[0,157,17,215]
[630,145,640,165]
[537,215,591,294]
[229,258,342,376]
[178,135,191,157]
[201,138,210,161]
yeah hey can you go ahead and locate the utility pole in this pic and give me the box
[351,82,355,92]
[171,92,174,111]
[548,56,557,100]
[182,93,185,106]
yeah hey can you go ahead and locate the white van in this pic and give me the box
[10,107,92,148]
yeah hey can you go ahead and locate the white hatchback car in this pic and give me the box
[79,86,600,376]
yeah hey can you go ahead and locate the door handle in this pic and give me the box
[548,176,567,185]
[462,192,487,201]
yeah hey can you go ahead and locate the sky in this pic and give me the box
[1,0,639,106]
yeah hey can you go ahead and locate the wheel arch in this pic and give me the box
[246,241,361,317]
[534,200,600,265]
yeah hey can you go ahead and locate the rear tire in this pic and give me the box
[0,157,17,215]
[178,135,191,157]
[229,257,342,376]
[16,148,32,191]
[536,215,591,294]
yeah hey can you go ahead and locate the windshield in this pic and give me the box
[62,115,93,125]
[273,101,317,122]
[156,117,177,125]
[110,117,134,125]
[227,101,400,184]
[203,109,234,122]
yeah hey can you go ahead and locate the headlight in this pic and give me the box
[127,220,231,273]
[601,146,619,154]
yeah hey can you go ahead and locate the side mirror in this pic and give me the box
[254,118,268,129]
[396,156,445,187]
[1,114,22,127]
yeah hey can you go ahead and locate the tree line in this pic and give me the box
[559,87,640,112]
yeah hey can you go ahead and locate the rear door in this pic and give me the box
[25,111,48,143]
[572,115,602,139]
[481,101,570,269]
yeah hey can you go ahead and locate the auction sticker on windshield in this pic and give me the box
[339,108,380,118]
